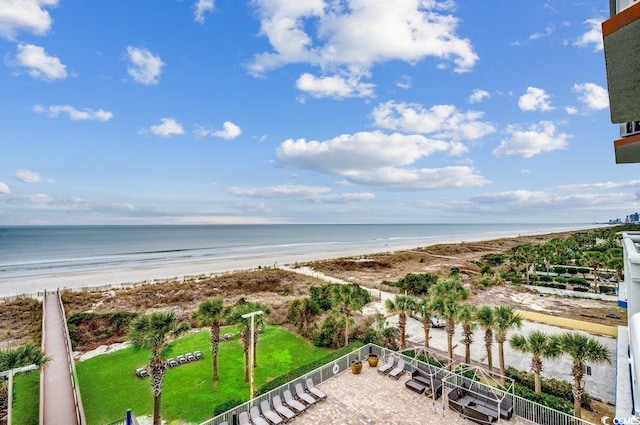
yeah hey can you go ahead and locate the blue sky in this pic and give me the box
[0,0,636,225]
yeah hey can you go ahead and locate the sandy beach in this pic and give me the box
[0,225,602,299]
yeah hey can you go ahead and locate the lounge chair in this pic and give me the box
[167,358,179,368]
[185,352,195,362]
[388,359,405,379]
[135,367,148,378]
[295,383,317,405]
[305,378,327,400]
[273,395,296,420]
[194,350,203,359]
[250,405,269,425]
[283,389,307,413]
[260,400,284,424]
[177,355,188,364]
[377,356,395,374]
[239,411,250,425]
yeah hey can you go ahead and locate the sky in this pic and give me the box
[0,0,637,225]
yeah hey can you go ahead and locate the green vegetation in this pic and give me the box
[77,326,332,425]
[10,372,40,425]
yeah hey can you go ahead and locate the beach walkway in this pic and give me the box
[41,291,85,425]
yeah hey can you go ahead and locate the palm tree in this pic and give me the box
[128,311,190,425]
[196,297,225,381]
[416,295,435,348]
[287,297,320,338]
[385,294,416,349]
[476,305,496,371]
[0,343,49,421]
[333,284,367,347]
[510,331,560,394]
[431,277,470,361]
[227,300,271,382]
[494,305,522,384]
[457,304,478,364]
[0,343,49,371]
[556,332,611,418]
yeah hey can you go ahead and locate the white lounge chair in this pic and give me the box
[283,389,307,413]
[273,395,296,420]
[295,383,316,405]
[389,358,405,379]
[250,405,269,425]
[260,400,284,424]
[239,411,250,425]
[305,378,326,400]
[377,356,395,374]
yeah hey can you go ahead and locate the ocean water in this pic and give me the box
[0,223,593,279]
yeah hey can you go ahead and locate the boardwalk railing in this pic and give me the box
[200,344,596,425]
[55,290,86,425]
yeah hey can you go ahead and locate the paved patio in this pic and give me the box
[291,362,530,425]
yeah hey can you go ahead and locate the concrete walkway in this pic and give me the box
[41,291,82,425]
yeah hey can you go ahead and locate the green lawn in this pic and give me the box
[11,371,40,425]
[76,325,332,425]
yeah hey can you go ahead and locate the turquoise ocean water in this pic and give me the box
[0,223,595,279]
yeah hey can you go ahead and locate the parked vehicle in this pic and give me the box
[431,316,446,328]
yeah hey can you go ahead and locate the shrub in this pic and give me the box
[506,366,592,409]
[600,286,616,295]
[568,277,588,286]
[255,342,363,396]
[539,275,552,282]
[573,287,589,292]
[212,399,244,416]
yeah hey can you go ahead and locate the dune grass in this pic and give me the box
[11,371,40,425]
[76,325,332,425]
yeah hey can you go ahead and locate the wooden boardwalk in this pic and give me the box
[41,291,84,425]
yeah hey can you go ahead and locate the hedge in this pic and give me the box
[506,366,592,409]
[255,342,363,396]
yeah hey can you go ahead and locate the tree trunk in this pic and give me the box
[573,379,583,418]
[484,330,493,371]
[211,323,220,381]
[533,357,542,394]
[465,341,471,364]
[153,393,162,425]
[399,313,406,349]
[243,331,250,382]
[497,334,506,385]
[344,313,350,347]
[423,323,431,348]
[253,329,259,368]
[446,321,454,363]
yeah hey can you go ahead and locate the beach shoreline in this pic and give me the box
[0,224,605,299]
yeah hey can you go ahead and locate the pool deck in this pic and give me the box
[291,362,530,425]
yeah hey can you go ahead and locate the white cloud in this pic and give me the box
[340,166,489,190]
[249,0,478,89]
[213,121,242,140]
[277,131,452,174]
[10,43,67,81]
[574,18,603,51]
[558,180,640,191]
[395,75,412,89]
[227,184,374,203]
[572,82,609,111]
[296,73,374,99]
[372,101,495,141]
[126,46,165,85]
[518,87,553,112]
[14,168,54,183]
[276,130,489,190]
[33,104,113,121]
[565,106,578,115]
[144,118,185,137]
[493,121,570,158]
[234,201,272,214]
[195,121,242,139]
[194,0,214,23]
[0,182,10,194]
[469,89,490,104]
[0,0,57,40]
